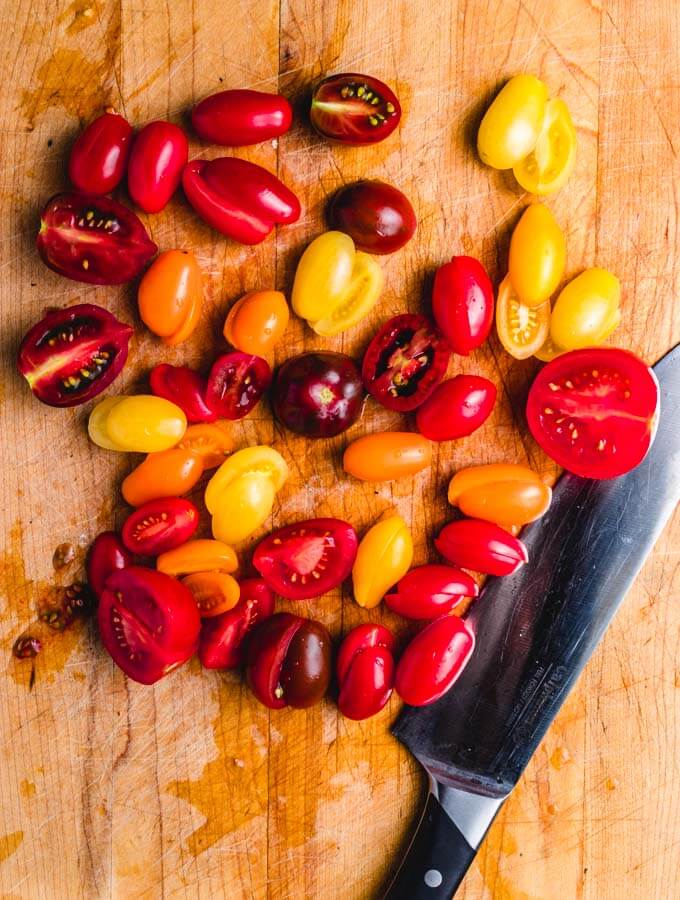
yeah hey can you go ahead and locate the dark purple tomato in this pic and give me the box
[327,180,417,254]
[310,74,401,145]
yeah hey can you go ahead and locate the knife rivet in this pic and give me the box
[424,869,443,888]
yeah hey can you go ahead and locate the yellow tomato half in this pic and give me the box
[448,463,552,526]
[513,98,577,195]
[550,267,621,350]
[205,446,288,514]
[312,252,384,337]
[210,472,277,544]
[508,203,566,307]
[496,275,551,359]
[477,74,548,170]
[223,290,289,355]
[352,515,413,609]
[182,572,241,617]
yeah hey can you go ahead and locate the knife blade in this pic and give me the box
[384,344,680,900]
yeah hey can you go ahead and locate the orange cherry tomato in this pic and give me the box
[448,463,552,526]
[157,539,238,576]
[223,290,289,355]
[182,571,240,617]
[138,249,203,345]
[122,448,204,507]
[177,421,234,469]
[343,432,432,482]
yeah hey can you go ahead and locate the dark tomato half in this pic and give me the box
[68,111,132,195]
[327,180,417,254]
[310,73,401,145]
[87,532,132,598]
[385,564,478,620]
[121,498,199,556]
[199,578,275,670]
[206,352,272,420]
[416,375,497,441]
[192,89,293,146]
[149,363,217,423]
[336,624,395,721]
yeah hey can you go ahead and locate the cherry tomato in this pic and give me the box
[508,203,566,307]
[496,274,551,359]
[416,375,496,442]
[177,421,233,469]
[291,231,384,337]
[336,624,395,720]
[526,347,659,478]
[205,447,288,511]
[395,615,475,706]
[37,192,157,285]
[327,180,417,254]
[352,515,413,608]
[310,73,401,145]
[198,578,275,669]
[432,256,494,355]
[550,268,621,350]
[157,539,238,577]
[68,111,132,194]
[17,304,132,408]
[343,432,432,482]
[182,572,240,617]
[138,249,203,346]
[362,314,450,412]
[182,157,300,244]
[87,531,132,598]
[121,497,199,555]
[88,395,186,453]
[477,74,548,170]
[150,364,216,424]
[246,613,332,709]
[436,519,528,576]
[191,89,292,146]
[534,335,564,362]
[385,565,478,620]
[206,352,272,420]
[513,98,576,195]
[448,464,552,526]
[273,352,364,438]
[127,121,188,213]
[253,518,358,600]
[98,567,200,685]
[122,448,204,507]
[223,290,289,355]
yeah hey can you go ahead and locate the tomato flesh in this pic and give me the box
[385,564,478,620]
[206,352,272,420]
[121,498,199,556]
[336,624,395,720]
[150,364,217,423]
[310,73,401,145]
[198,578,275,669]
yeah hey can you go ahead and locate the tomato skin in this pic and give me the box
[182,572,240,617]
[327,180,417,254]
[127,121,188,213]
[177,421,233,469]
[121,498,199,556]
[336,624,395,720]
[87,531,132,598]
[89,394,187,453]
[436,519,528,576]
[157,539,238,577]
[310,73,401,145]
[223,291,289,356]
[150,364,217,424]
[343,432,432,482]
[68,112,132,194]
[496,274,551,360]
[198,578,275,669]
[352,515,413,609]
[122,448,204,507]
[205,446,288,511]
[192,89,293,146]
[508,203,566,307]
[138,249,203,346]
[448,464,552,526]
[385,565,478,620]
[416,375,496,442]
[395,615,475,707]
[550,268,621,350]
[477,74,548,170]
[206,352,272,420]
[432,256,494,355]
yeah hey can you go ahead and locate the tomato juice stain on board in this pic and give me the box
[0,830,24,864]
[57,0,98,35]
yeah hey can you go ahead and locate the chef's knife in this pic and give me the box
[384,344,680,899]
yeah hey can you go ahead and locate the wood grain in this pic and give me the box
[0,1,678,898]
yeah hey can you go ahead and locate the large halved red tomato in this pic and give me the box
[206,352,272,420]
[526,347,659,479]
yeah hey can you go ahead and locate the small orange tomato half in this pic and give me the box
[122,448,204,507]
[448,463,552,526]
[223,290,289,355]
[182,571,240,617]
[157,539,238,576]
[138,249,203,345]
[496,274,551,360]
[178,421,234,469]
[343,432,432,482]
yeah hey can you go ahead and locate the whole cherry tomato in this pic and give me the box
[336,624,395,720]
[385,565,478,620]
[327,180,416,254]
[432,256,494,355]
[513,98,577,195]
[416,375,496,442]
[550,268,621,350]
[127,121,188,213]
[436,519,528,576]
[138,249,203,346]
[448,464,552,526]
[191,89,292,146]
[150,364,216,424]
[37,192,156,285]
[121,497,199,555]
[17,304,132,408]
[98,567,200,684]
[206,352,272,420]
[343,432,431,482]
[183,157,300,244]
[508,203,566,307]
[223,290,289,355]
[177,421,233,469]
[182,572,240,617]
[496,274,550,359]
[246,612,332,709]
[310,73,401,145]
[122,448,204,507]
[352,515,413,608]
[157,539,238,577]
[198,578,275,669]
[395,615,475,706]
[68,111,132,194]
[87,531,132,598]
[477,74,548,170]
[88,395,186,452]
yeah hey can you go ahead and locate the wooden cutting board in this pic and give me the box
[1,1,678,897]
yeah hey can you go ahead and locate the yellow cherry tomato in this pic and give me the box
[89,395,186,453]
[352,515,413,609]
[138,249,203,345]
[448,463,552,526]
[496,275,551,360]
[157,539,238,577]
[550,267,621,350]
[508,203,566,307]
[210,473,277,544]
[312,252,384,337]
[534,335,564,362]
[182,572,240,617]
[223,290,289,355]
[343,432,432,482]
[87,396,125,450]
[477,74,548,170]
[205,446,288,514]
[513,98,577,195]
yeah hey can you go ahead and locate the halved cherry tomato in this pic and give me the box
[192,89,292,146]
[204,446,288,512]
[477,74,548,170]
[310,73,401,145]
[138,249,203,346]
[206,352,271,420]
[150,364,216,424]
[98,567,200,685]
[177,421,233,469]
[121,497,199,555]
[223,290,289,355]
[343,432,431,482]
[353,515,413,608]
[432,256,495,355]
[496,274,551,359]
[122,449,204,507]
[395,615,475,706]
[513,98,576,195]
[448,464,552,526]
[198,578,275,669]
[37,192,157,285]
[534,335,564,362]
[362,314,450,412]
[182,571,240,617]
[68,111,132,195]
[253,518,358,600]
[157,539,238,577]
[550,268,621,350]
[526,347,659,478]
[327,180,416,254]
[17,303,133,408]
[385,565,478,620]
[508,203,566,307]
[436,519,528,576]
[127,121,188,214]
[416,375,496,441]
[88,395,186,453]
[87,531,132,598]
[336,624,395,720]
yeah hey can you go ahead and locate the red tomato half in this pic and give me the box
[127,121,189,214]
[87,531,132,598]
[435,519,528,576]
[253,518,358,600]
[68,111,132,195]
[526,348,659,478]
[121,498,199,556]
[432,256,494,355]
[199,579,275,670]
[416,375,497,441]
[385,564,478,619]
[395,615,475,706]
[310,73,401,145]
[206,352,272,420]
[192,89,293,146]
[150,364,217,423]
[336,624,395,720]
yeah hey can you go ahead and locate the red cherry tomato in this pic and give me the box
[432,256,494,355]
[182,157,301,244]
[121,498,199,556]
[362,314,450,412]
[127,121,188,214]
[17,303,133,408]
[149,364,217,424]
[395,615,475,706]
[435,519,528,576]
[198,578,275,670]
[206,352,272,420]
[191,89,293,146]
[37,192,157,285]
[86,531,132,598]
[310,73,401,145]
[253,518,358,600]
[68,111,132,195]
[526,347,660,479]
[416,375,497,442]
[98,567,200,685]
[327,180,417,254]
[336,624,395,720]
[246,612,332,709]
[385,564,479,620]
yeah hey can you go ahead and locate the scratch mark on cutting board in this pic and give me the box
[0,830,23,864]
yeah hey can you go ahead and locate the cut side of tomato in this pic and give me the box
[513,98,577,195]
[183,571,241,617]
[496,274,551,360]
[121,498,199,556]
[206,352,272,420]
